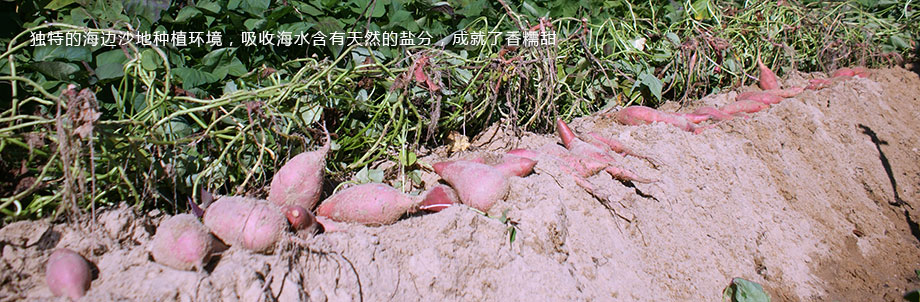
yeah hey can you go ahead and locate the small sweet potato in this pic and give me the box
[268,128,330,210]
[832,67,856,78]
[757,56,780,90]
[151,214,216,271]
[418,184,460,212]
[434,160,510,212]
[737,91,783,105]
[720,99,769,115]
[46,248,92,301]
[316,183,420,225]
[203,196,287,253]
[806,78,832,90]
[282,205,315,231]
[494,154,537,177]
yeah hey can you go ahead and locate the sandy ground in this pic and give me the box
[2,66,920,301]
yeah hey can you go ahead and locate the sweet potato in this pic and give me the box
[720,99,769,115]
[282,205,315,231]
[151,214,216,271]
[434,160,510,212]
[418,184,460,212]
[556,119,655,183]
[757,56,780,90]
[737,91,783,105]
[46,248,92,301]
[584,132,650,160]
[806,78,832,90]
[765,87,804,98]
[316,183,421,225]
[203,196,287,253]
[268,128,330,210]
[495,154,537,177]
[672,113,711,124]
[612,106,696,133]
[832,68,856,78]
[693,106,734,121]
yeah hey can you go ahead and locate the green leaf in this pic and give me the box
[202,48,238,66]
[240,0,271,15]
[222,81,239,95]
[197,0,221,14]
[140,49,163,71]
[292,1,322,16]
[890,35,910,50]
[44,0,76,10]
[31,61,80,80]
[124,0,169,23]
[722,278,770,302]
[638,72,663,100]
[174,6,201,23]
[173,67,219,90]
[33,45,92,62]
[95,49,129,80]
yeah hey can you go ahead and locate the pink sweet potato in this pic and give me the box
[720,99,769,115]
[765,87,804,98]
[418,184,460,212]
[434,160,510,212]
[737,91,783,105]
[806,78,832,90]
[612,106,696,132]
[151,214,216,271]
[494,154,537,177]
[693,106,734,121]
[316,183,420,225]
[282,205,315,231]
[268,129,330,210]
[46,248,92,301]
[203,196,287,253]
[832,67,856,78]
[556,119,655,183]
[757,56,780,90]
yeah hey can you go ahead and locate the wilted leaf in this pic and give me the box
[722,278,770,302]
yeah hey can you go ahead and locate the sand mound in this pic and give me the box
[3,67,920,301]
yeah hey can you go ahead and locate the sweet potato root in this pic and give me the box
[46,248,92,301]
[737,91,783,105]
[612,106,696,133]
[316,183,421,225]
[693,106,734,121]
[203,196,287,253]
[151,214,216,271]
[557,119,656,183]
[720,99,769,115]
[268,128,330,210]
[757,56,780,90]
[434,160,510,212]
[282,205,315,231]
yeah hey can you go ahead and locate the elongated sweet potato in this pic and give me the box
[316,183,420,225]
[151,214,216,271]
[693,106,734,121]
[832,68,856,78]
[434,160,510,212]
[495,154,537,177]
[557,119,655,183]
[203,196,287,253]
[46,248,92,301]
[766,87,804,98]
[612,106,696,133]
[737,91,783,105]
[268,128,330,210]
[720,99,769,115]
[757,56,780,90]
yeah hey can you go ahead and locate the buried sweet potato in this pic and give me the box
[418,184,461,212]
[268,128,330,210]
[151,214,216,271]
[720,99,769,115]
[736,91,783,105]
[494,154,537,177]
[46,248,92,301]
[434,160,510,212]
[203,196,287,253]
[611,106,697,133]
[693,106,735,121]
[282,205,316,231]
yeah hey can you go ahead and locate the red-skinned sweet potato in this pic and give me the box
[495,154,537,177]
[766,87,804,98]
[433,160,510,212]
[418,184,460,212]
[282,205,315,231]
[316,183,421,225]
[612,106,696,133]
[46,248,92,301]
[203,196,287,253]
[757,56,780,90]
[737,91,783,105]
[693,106,734,121]
[557,119,656,183]
[720,99,769,115]
[268,128,330,210]
[151,214,216,271]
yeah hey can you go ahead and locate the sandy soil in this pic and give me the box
[2,66,920,301]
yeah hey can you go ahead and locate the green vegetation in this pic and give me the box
[0,0,918,221]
